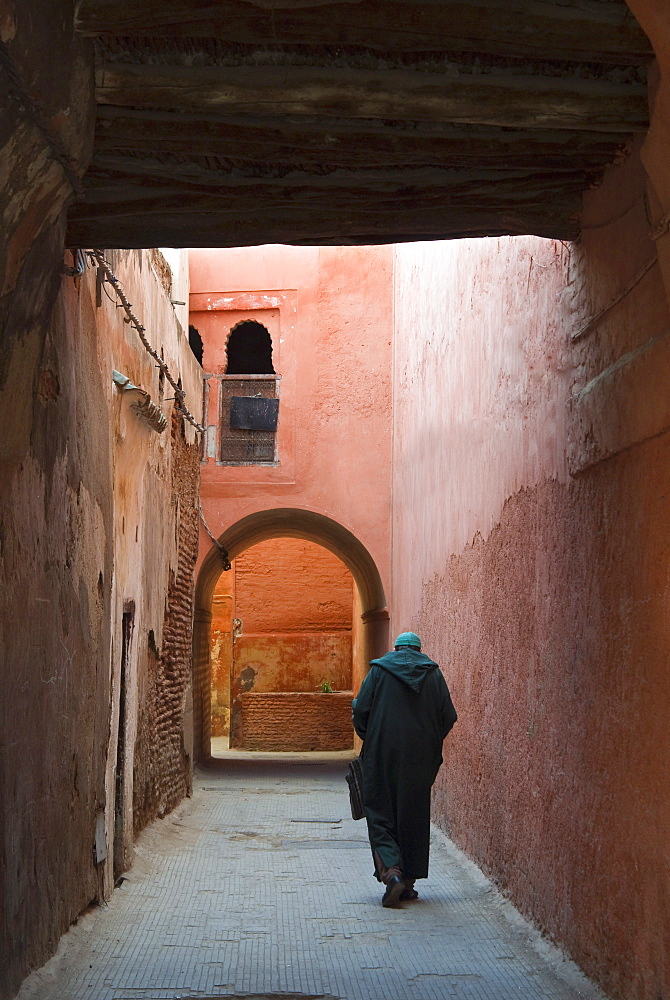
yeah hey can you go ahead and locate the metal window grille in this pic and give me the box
[219,376,279,464]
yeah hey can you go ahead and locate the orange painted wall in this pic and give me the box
[210,537,354,744]
[235,537,353,633]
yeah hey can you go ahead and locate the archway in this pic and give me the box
[193,508,389,761]
[210,537,355,752]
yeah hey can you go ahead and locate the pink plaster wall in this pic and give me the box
[391,139,670,1000]
[191,244,393,605]
[391,234,572,619]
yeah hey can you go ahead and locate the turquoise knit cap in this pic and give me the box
[395,631,422,649]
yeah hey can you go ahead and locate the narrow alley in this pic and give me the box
[4,4,670,1000]
[15,759,602,1000]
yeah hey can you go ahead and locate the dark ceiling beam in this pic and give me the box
[95,61,648,133]
[81,154,591,194]
[74,0,651,64]
[67,197,581,248]
[94,109,626,170]
[67,159,583,247]
[71,1,651,244]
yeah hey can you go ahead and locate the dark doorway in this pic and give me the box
[114,601,134,881]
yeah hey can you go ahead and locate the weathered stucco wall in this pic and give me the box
[211,537,354,748]
[210,538,354,738]
[0,6,96,995]
[0,245,202,997]
[392,138,670,1000]
[0,266,111,1000]
[191,245,392,754]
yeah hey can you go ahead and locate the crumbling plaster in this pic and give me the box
[0,244,202,998]
[391,132,670,1000]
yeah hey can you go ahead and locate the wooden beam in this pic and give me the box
[67,157,583,247]
[95,61,648,133]
[94,108,627,171]
[67,193,581,246]
[83,153,592,194]
[75,0,652,64]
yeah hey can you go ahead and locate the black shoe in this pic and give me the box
[400,888,419,901]
[382,874,405,908]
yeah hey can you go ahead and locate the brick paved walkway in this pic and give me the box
[16,759,606,1000]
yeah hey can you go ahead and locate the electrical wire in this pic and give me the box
[88,250,206,433]
[198,505,231,571]
[650,210,670,243]
[571,254,659,343]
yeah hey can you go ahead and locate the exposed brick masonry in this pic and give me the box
[237,691,354,751]
[225,538,355,749]
[133,413,200,833]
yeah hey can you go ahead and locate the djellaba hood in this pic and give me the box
[370,647,439,693]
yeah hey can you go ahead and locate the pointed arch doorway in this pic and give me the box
[192,508,389,761]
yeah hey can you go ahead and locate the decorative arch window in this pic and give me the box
[220,319,280,464]
[226,320,275,375]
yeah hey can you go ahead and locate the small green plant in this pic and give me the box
[318,679,333,693]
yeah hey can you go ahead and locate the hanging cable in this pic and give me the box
[88,250,205,433]
[63,249,87,277]
[198,505,231,571]
[650,210,670,243]
[571,254,659,343]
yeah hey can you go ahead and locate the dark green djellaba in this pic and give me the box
[352,633,457,898]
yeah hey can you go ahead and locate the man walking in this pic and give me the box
[352,632,457,907]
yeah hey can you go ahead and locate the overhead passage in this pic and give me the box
[70,0,651,247]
